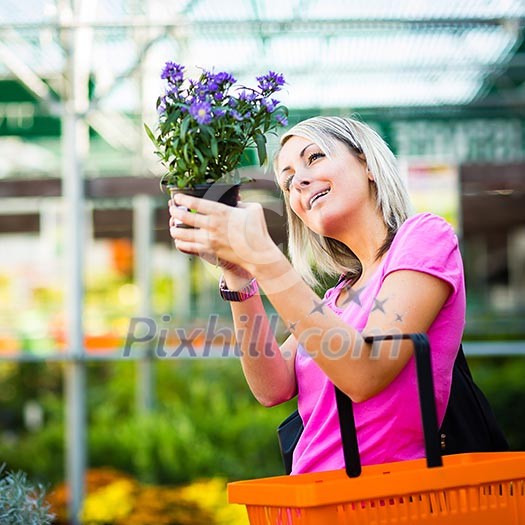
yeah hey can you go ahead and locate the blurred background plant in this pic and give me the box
[0,358,297,486]
[0,354,523,524]
[0,357,297,524]
[0,463,54,525]
[47,467,248,525]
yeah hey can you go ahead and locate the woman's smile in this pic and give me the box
[308,187,331,209]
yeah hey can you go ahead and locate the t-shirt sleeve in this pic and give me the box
[383,213,464,295]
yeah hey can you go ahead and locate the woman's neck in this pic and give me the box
[341,212,388,269]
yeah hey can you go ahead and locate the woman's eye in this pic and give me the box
[284,174,294,191]
[307,152,325,164]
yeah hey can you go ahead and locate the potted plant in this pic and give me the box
[144,62,288,207]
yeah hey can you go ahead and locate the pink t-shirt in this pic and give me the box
[292,213,466,474]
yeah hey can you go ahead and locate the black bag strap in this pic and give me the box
[334,386,361,477]
[334,333,443,478]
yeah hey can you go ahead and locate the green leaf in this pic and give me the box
[183,142,190,164]
[195,148,205,165]
[210,136,218,158]
[195,147,208,175]
[254,131,267,166]
[180,116,190,140]
[143,124,159,148]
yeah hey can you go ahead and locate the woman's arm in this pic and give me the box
[254,256,449,402]
[225,270,298,407]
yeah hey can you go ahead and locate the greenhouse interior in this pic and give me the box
[0,0,524,524]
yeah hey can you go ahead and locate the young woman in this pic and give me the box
[168,116,465,474]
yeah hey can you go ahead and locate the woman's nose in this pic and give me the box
[291,171,311,189]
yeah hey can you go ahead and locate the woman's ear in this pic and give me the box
[366,166,374,182]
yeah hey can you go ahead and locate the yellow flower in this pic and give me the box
[177,478,250,525]
[80,479,136,524]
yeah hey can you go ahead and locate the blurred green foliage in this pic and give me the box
[0,355,523,489]
[468,357,525,451]
[0,358,295,486]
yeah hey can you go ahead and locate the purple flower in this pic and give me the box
[261,98,279,112]
[150,63,288,187]
[191,80,210,99]
[230,109,244,121]
[205,78,220,93]
[161,62,185,84]
[189,100,213,125]
[238,90,258,102]
[165,84,181,101]
[214,71,236,85]
[157,96,167,116]
[275,113,288,126]
[256,71,285,93]
[201,71,236,96]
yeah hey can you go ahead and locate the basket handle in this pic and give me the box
[335,333,443,478]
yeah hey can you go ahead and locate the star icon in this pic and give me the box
[309,299,326,316]
[372,297,388,314]
[288,321,298,333]
[394,313,404,322]
[339,286,364,308]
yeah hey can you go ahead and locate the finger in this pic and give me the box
[169,224,210,245]
[169,215,179,228]
[173,239,217,264]
[171,205,210,229]
[170,228,206,248]
[172,193,226,214]
[173,239,200,255]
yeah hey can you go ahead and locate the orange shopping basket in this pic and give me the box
[228,334,525,524]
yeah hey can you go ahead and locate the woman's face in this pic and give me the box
[276,135,373,237]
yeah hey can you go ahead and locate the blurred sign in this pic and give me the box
[0,80,60,137]
[390,119,524,163]
[405,163,460,232]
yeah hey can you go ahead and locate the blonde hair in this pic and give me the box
[275,116,411,288]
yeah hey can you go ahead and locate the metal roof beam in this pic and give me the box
[0,17,523,32]
[231,60,525,76]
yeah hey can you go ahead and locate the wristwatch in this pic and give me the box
[219,275,259,302]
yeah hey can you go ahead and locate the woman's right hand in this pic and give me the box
[168,199,254,287]
[168,194,281,277]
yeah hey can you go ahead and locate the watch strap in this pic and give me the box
[219,275,258,302]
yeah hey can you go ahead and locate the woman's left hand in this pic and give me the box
[169,193,281,274]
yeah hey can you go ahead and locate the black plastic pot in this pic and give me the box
[165,182,240,229]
